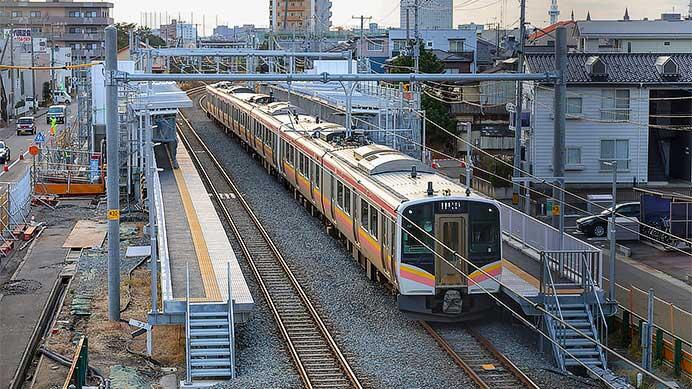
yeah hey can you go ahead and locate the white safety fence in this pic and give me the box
[1,168,32,237]
[498,202,603,285]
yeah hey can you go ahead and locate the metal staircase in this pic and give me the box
[539,251,631,389]
[183,265,236,386]
[545,296,606,370]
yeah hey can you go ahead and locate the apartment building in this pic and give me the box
[0,0,114,61]
[269,0,332,33]
[400,0,453,30]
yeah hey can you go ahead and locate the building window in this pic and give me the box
[426,41,433,48]
[69,27,81,34]
[68,11,82,17]
[449,39,465,52]
[664,41,671,46]
[30,11,41,18]
[566,97,583,115]
[601,89,630,121]
[11,11,22,18]
[566,147,582,167]
[84,11,97,18]
[600,139,630,170]
[392,39,407,53]
[367,40,383,52]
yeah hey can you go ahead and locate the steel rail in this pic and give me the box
[118,71,559,83]
[176,98,363,389]
[421,321,539,389]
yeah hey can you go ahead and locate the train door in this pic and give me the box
[434,215,466,287]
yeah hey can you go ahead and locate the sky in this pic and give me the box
[112,0,689,36]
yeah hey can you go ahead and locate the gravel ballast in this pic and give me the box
[181,99,602,389]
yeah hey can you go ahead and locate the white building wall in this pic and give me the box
[388,28,477,56]
[400,0,453,30]
[530,86,649,184]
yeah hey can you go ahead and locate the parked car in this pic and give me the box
[16,116,37,135]
[576,201,641,238]
[47,105,67,124]
[0,141,11,164]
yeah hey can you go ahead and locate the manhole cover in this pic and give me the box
[0,279,42,295]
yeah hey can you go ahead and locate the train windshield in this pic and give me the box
[401,200,501,274]
[401,203,435,272]
[469,203,500,258]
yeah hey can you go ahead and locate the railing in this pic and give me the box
[582,253,608,364]
[184,263,192,385]
[541,255,567,371]
[226,262,237,379]
[499,203,604,286]
[2,169,32,235]
[153,162,173,304]
[539,250,601,289]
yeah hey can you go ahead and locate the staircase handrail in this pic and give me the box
[581,253,609,364]
[184,262,192,385]
[541,252,567,362]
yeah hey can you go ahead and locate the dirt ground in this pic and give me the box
[28,221,185,388]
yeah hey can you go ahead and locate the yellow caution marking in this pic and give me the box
[482,364,496,371]
[170,152,222,302]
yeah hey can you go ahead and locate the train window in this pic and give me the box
[337,181,344,207]
[344,187,351,215]
[315,165,321,189]
[360,199,369,230]
[369,205,378,239]
[299,154,304,175]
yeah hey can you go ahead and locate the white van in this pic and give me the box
[52,90,72,105]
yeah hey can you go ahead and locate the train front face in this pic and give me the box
[396,197,502,319]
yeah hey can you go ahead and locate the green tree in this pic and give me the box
[115,22,166,50]
[388,45,456,152]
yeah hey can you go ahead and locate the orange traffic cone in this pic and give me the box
[19,153,24,161]
[3,163,9,172]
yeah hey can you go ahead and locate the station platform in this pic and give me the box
[153,139,253,324]
[500,240,613,316]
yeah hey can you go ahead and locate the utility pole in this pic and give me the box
[512,0,527,209]
[608,160,617,301]
[351,15,372,71]
[552,26,567,230]
[9,28,15,121]
[105,25,121,321]
[30,31,37,114]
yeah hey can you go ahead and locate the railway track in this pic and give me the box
[421,321,539,389]
[176,104,364,389]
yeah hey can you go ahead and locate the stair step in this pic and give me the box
[565,358,603,366]
[563,320,592,328]
[190,329,230,337]
[561,311,588,318]
[563,338,596,347]
[190,358,232,367]
[189,319,229,326]
[556,329,594,337]
[190,348,231,357]
[564,349,601,357]
[191,339,230,347]
[190,369,232,378]
[190,311,228,318]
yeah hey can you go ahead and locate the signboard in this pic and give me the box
[89,155,100,183]
[12,29,32,43]
[34,132,46,144]
[107,209,120,220]
[28,145,39,156]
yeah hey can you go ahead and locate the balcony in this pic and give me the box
[53,33,105,42]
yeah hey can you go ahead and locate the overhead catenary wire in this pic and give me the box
[197,86,673,387]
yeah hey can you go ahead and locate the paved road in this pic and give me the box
[0,107,78,185]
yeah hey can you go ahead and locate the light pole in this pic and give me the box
[604,160,618,302]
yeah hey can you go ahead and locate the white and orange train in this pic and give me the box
[204,83,503,320]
